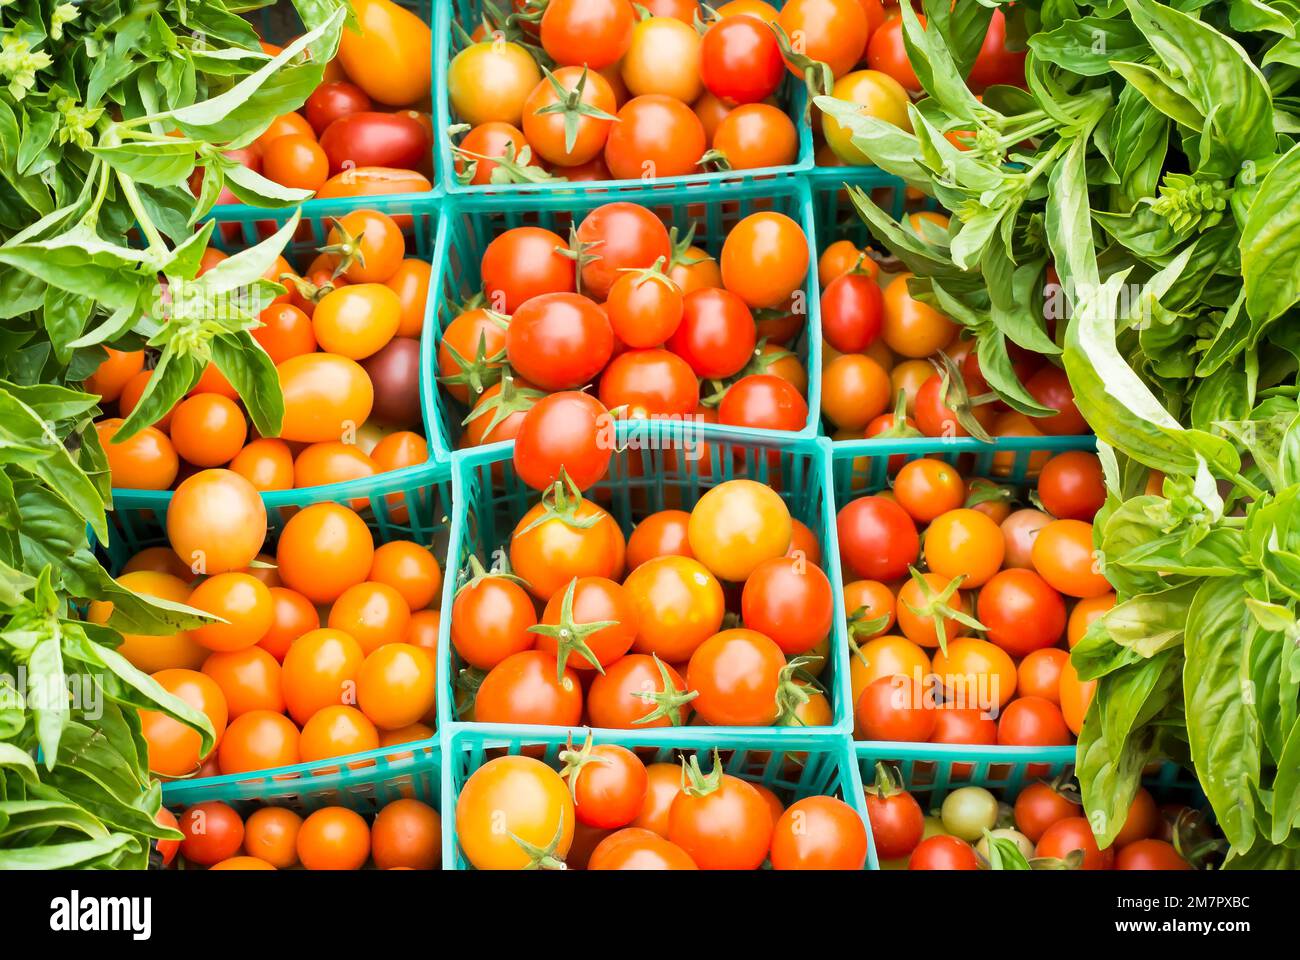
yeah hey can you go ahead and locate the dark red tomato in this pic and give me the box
[820,272,883,354]
[1026,365,1088,435]
[909,834,979,870]
[997,696,1072,746]
[915,373,996,438]
[1035,816,1113,869]
[576,203,672,301]
[598,348,699,418]
[506,292,614,391]
[836,495,919,582]
[718,374,808,432]
[513,391,613,492]
[967,9,1026,90]
[977,569,1066,657]
[318,111,430,174]
[740,556,833,655]
[481,227,575,313]
[931,705,997,745]
[867,14,922,93]
[668,288,756,379]
[699,15,784,104]
[865,787,924,860]
[1037,451,1106,521]
[856,674,936,741]
[305,82,372,135]
[1013,781,1082,843]
[1115,838,1191,870]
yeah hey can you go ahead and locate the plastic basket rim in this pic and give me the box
[432,1,816,197]
[159,737,441,806]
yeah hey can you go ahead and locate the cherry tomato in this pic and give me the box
[599,348,700,418]
[588,828,698,869]
[856,674,936,741]
[513,391,613,492]
[338,0,433,106]
[507,292,614,391]
[1031,519,1109,598]
[967,9,1026,90]
[1116,838,1191,870]
[576,202,673,301]
[867,14,921,93]
[820,355,889,432]
[1026,365,1088,435]
[711,102,798,170]
[475,650,583,726]
[687,628,788,726]
[625,556,725,661]
[305,81,372,135]
[777,0,869,79]
[179,802,244,865]
[997,696,1072,746]
[688,479,792,582]
[823,69,911,162]
[836,495,918,582]
[510,495,626,601]
[719,374,809,432]
[740,556,832,655]
[700,14,784,104]
[924,508,1005,588]
[563,742,647,828]
[1038,450,1106,521]
[622,15,703,102]
[523,65,618,166]
[319,112,429,175]
[770,796,868,870]
[1035,816,1113,869]
[1017,647,1068,704]
[720,212,808,310]
[1014,781,1082,843]
[865,784,924,860]
[908,834,979,870]
[667,766,773,869]
[977,569,1066,656]
[541,0,635,68]
[588,653,693,727]
[448,40,542,127]
[604,94,706,181]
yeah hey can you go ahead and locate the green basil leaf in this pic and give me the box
[210,331,284,439]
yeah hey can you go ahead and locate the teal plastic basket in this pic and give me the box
[425,176,822,462]
[162,738,441,816]
[831,433,1097,494]
[830,434,1095,768]
[435,1,814,197]
[436,422,853,741]
[847,747,1205,864]
[111,196,444,517]
[208,0,439,222]
[100,469,452,805]
[806,163,913,247]
[443,726,871,869]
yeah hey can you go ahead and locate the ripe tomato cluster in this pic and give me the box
[817,228,1086,445]
[446,0,813,185]
[91,468,442,780]
[450,475,835,730]
[813,3,1026,167]
[162,795,441,870]
[839,450,1111,748]
[864,764,1213,871]
[438,201,812,479]
[91,209,429,493]
[456,745,867,870]
[201,0,434,203]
